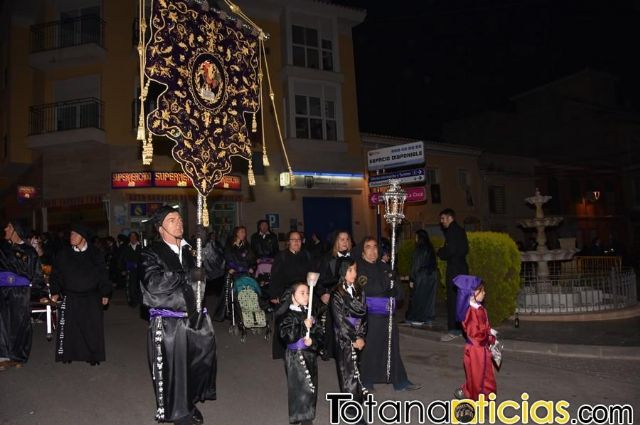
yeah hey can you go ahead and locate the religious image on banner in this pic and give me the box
[145,0,260,196]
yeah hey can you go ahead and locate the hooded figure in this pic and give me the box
[8,220,29,241]
[50,223,111,365]
[453,275,497,400]
[453,274,483,323]
[0,220,44,369]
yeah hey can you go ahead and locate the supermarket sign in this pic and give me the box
[112,172,241,190]
[17,185,38,200]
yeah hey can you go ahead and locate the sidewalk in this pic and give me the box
[396,295,640,361]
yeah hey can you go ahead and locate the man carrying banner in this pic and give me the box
[141,206,225,425]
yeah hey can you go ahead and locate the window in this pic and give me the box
[292,82,340,141]
[60,6,101,47]
[291,24,333,71]
[458,169,474,207]
[489,185,506,214]
[132,81,159,130]
[425,167,439,185]
[458,169,470,188]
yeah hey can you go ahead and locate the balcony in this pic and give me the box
[29,15,106,71]
[27,98,106,149]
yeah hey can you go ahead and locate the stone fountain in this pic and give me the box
[516,189,636,315]
[519,189,578,279]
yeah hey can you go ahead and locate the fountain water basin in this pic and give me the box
[518,217,564,228]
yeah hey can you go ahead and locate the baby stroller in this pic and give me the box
[225,273,271,343]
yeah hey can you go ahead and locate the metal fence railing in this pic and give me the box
[517,267,637,314]
[29,98,103,135]
[30,15,105,53]
[521,256,622,277]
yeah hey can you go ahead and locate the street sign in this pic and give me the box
[368,168,425,188]
[369,186,427,206]
[369,167,424,182]
[367,141,425,171]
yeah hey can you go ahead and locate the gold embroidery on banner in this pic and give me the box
[145,0,259,196]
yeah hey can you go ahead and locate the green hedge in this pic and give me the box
[398,232,521,324]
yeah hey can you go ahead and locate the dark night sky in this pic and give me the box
[335,0,640,141]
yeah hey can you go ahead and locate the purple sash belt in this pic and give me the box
[287,338,308,351]
[125,261,137,272]
[366,296,396,315]
[345,316,361,328]
[0,272,30,287]
[149,307,207,318]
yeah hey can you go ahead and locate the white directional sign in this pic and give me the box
[367,141,425,171]
[368,168,426,188]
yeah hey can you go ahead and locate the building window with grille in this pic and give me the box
[459,169,474,207]
[291,25,334,71]
[458,169,470,188]
[489,185,506,214]
[292,82,340,141]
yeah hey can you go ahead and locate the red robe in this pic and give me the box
[461,303,496,400]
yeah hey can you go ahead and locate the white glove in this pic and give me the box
[490,328,498,337]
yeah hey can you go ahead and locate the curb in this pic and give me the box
[398,325,640,361]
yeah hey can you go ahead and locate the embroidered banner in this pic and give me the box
[146,0,260,196]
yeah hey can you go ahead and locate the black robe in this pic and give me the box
[120,243,142,306]
[270,249,313,359]
[357,259,410,389]
[330,286,368,403]
[406,242,438,323]
[250,231,279,259]
[141,240,224,423]
[278,306,322,424]
[0,240,44,363]
[50,245,112,363]
[316,252,352,358]
[224,241,256,275]
[437,221,469,331]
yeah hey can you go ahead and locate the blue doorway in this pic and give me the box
[303,197,352,248]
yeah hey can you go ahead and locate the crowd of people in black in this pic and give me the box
[3,206,632,425]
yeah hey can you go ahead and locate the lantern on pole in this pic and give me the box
[382,179,407,270]
[380,179,407,382]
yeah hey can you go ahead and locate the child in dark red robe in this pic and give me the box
[453,275,497,400]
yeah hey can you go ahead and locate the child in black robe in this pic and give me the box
[330,259,368,411]
[278,281,322,425]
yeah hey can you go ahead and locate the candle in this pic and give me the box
[305,272,320,339]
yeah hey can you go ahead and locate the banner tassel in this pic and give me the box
[142,134,154,165]
[202,198,209,227]
[248,158,256,186]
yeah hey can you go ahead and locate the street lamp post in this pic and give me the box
[381,179,407,382]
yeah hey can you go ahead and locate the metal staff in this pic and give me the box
[196,193,204,313]
[306,272,320,339]
[381,180,407,383]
